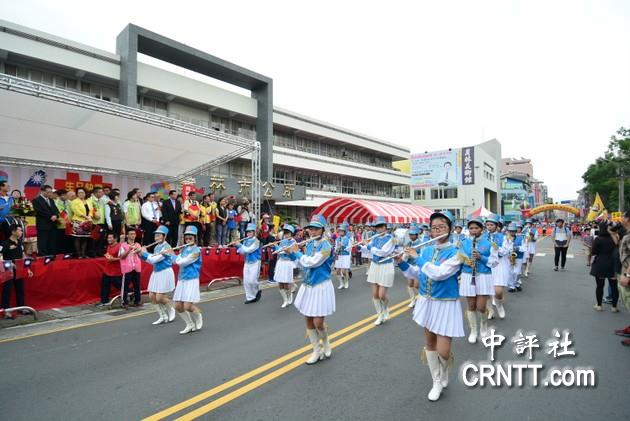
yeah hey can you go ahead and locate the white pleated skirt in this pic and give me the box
[366,262,395,288]
[459,272,494,297]
[528,242,536,255]
[148,268,175,294]
[412,296,464,338]
[274,259,295,284]
[293,280,336,317]
[335,255,352,269]
[492,259,510,287]
[173,278,201,303]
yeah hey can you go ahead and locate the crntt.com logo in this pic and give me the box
[459,361,597,388]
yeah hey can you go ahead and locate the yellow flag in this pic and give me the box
[272,215,281,234]
[587,193,606,222]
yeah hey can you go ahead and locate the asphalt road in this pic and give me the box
[1,239,629,421]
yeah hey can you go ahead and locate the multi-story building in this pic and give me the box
[410,139,501,220]
[0,20,410,225]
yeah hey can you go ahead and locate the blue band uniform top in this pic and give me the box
[292,239,333,287]
[459,236,492,274]
[275,238,297,261]
[141,242,173,272]
[238,237,261,263]
[366,233,395,264]
[398,244,461,300]
[176,245,202,280]
[335,235,352,256]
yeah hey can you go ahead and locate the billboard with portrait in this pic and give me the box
[411,149,461,189]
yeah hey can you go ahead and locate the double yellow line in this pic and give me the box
[143,298,412,421]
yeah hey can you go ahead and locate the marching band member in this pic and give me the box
[361,216,395,326]
[450,222,464,246]
[523,220,539,277]
[274,224,297,308]
[360,224,373,264]
[286,214,335,365]
[334,223,352,290]
[172,225,203,334]
[237,223,262,304]
[396,210,463,402]
[506,223,528,292]
[405,224,422,308]
[484,214,508,320]
[459,218,496,343]
[140,225,176,325]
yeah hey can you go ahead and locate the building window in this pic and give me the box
[295,171,319,188]
[4,64,17,76]
[430,187,458,199]
[414,189,426,200]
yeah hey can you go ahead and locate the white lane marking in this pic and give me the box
[567,254,574,258]
[536,253,546,257]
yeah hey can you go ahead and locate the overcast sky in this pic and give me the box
[3,0,629,201]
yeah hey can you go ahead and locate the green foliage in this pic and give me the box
[582,127,630,211]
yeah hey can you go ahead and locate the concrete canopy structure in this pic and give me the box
[116,24,273,181]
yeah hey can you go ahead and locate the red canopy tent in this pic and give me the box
[468,206,492,219]
[311,198,432,224]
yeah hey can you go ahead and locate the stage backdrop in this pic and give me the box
[0,166,173,200]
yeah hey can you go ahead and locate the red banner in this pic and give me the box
[1,248,244,310]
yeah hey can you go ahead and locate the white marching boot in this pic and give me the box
[306,329,323,365]
[373,299,384,326]
[291,283,297,293]
[337,275,344,290]
[425,350,443,401]
[152,304,166,325]
[318,328,332,359]
[496,298,506,319]
[467,310,478,344]
[279,289,289,308]
[191,312,203,331]
[166,304,176,323]
[439,353,453,389]
[178,311,195,334]
[479,309,489,339]
[287,289,294,305]
[407,287,417,308]
[343,275,349,289]
[381,299,390,322]
[488,298,495,320]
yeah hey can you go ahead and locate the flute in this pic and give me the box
[261,240,282,249]
[350,231,387,248]
[391,233,450,259]
[272,236,321,255]
[171,243,193,252]
[130,240,161,254]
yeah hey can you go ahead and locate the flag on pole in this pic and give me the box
[587,193,606,222]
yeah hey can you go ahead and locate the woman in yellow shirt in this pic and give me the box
[70,187,94,258]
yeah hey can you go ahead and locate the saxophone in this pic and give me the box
[471,236,478,286]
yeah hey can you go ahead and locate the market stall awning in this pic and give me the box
[468,206,492,219]
[312,197,432,224]
[0,75,257,179]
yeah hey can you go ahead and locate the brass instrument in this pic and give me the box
[510,234,519,266]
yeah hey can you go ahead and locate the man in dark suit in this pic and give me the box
[32,184,59,255]
[161,190,181,246]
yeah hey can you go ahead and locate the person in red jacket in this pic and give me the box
[98,233,123,307]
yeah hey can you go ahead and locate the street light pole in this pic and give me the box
[619,166,625,213]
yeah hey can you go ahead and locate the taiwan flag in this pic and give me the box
[24,170,47,200]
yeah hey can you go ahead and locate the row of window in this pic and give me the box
[274,131,393,169]
[413,187,459,200]
[3,63,118,102]
[273,167,407,197]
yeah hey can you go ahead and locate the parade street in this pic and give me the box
[1,239,628,421]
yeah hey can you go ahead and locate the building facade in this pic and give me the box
[0,20,410,225]
[410,139,501,220]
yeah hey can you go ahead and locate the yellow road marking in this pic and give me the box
[0,288,249,344]
[142,299,410,421]
[175,305,410,420]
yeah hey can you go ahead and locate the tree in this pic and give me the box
[582,127,630,211]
